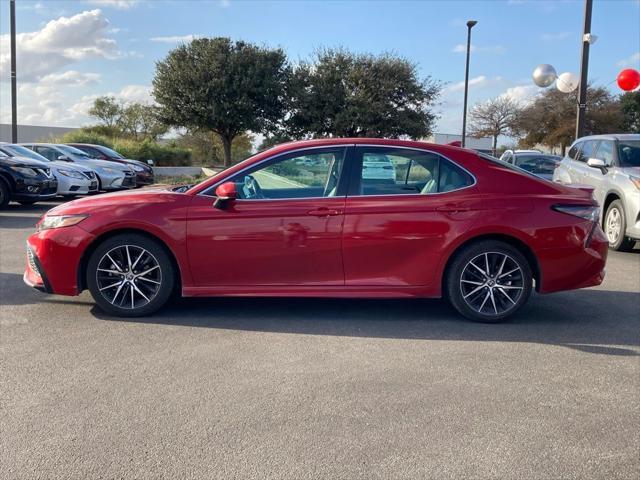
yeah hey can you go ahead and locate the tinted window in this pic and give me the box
[34,146,59,161]
[567,144,580,160]
[617,140,640,167]
[514,155,561,175]
[226,147,346,200]
[3,145,49,162]
[576,141,598,162]
[596,140,615,165]
[356,148,472,196]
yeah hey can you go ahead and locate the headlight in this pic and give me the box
[629,176,640,191]
[11,166,38,177]
[37,214,89,232]
[132,165,144,172]
[58,169,85,179]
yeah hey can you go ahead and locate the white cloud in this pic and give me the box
[219,0,231,7]
[85,0,141,9]
[40,71,101,86]
[617,52,640,67]
[443,75,505,94]
[150,34,200,44]
[452,44,506,55]
[498,84,539,105]
[0,10,118,82]
[540,31,571,42]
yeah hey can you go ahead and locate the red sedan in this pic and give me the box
[24,139,608,322]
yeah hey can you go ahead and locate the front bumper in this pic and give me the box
[13,177,58,201]
[24,225,96,296]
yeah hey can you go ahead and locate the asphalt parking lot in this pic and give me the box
[1,200,639,480]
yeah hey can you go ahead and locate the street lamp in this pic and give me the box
[461,20,477,148]
[575,0,593,139]
[10,0,18,143]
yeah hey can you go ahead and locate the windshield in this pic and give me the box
[2,145,50,162]
[514,155,560,175]
[57,144,93,158]
[98,145,125,159]
[617,141,640,168]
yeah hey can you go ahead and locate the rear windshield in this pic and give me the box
[617,141,640,168]
[514,155,561,175]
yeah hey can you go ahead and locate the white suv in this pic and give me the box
[553,134,640,251]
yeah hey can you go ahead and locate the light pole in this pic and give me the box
[575,0,593,139]
[461,20,477,148]
[10,0,18,142]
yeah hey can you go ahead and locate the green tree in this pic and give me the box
[118,103,168,140]
[286,49,441,139]
[468,96,522,156]
[153,37,289,167]
[176,129,254,165]
[513,86,623,153]
[88,96,122,128]
[619,91,640,133]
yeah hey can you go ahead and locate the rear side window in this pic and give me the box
[439,159,474,192]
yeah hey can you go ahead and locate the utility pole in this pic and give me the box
[10,0,18,142]
[575,0,593,140]
[461,20,477,148]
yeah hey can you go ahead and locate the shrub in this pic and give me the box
[111,139,192,166]
[59,129,114,147]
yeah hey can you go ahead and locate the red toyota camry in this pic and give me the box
[24,138,608,322]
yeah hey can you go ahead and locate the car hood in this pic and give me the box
[49,161,91,173]
[121,158,151,169]
[620,166,640,177]
[0,155,48,168]
[47,186,175,215]
[75,157,132,171]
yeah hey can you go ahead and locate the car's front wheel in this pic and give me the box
[604,200,635,252]
[446,240,533,323]
[86,233,175,317]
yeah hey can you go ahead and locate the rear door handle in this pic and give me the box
[307,208,341,217]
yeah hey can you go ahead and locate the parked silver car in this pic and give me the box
[21,144,136,191]
[499,150,562,181]
[553,134,640,251]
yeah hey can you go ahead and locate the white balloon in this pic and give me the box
[532,64,557,87]
[556,72,579,93]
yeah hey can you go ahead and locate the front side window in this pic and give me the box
[226,147,347,200]
[596,141,615,165]
[356,148,473,196]
[34,146,59,162]
[576,141,598,162]
[617,140,640,167]
[567,143,580,160]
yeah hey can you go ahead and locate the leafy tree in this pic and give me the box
[468,96,521,156]
[153,37,289,166]
[513,86,623,153]
[118,103,167,141]
[88,96,122,128]
[619,91,640,133]
[286,49,441,139]
[176,129,254,165]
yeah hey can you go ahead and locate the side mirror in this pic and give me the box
[213,182,237,209]
[57,155,70,162]
[147,159,154,166]
[587,157,607,173]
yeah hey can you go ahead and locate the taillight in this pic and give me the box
[552,204,599,222]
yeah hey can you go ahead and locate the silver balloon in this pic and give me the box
[532,64,557,88]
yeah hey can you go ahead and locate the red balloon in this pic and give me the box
[617,69,640,92]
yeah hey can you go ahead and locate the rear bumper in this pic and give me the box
[24,225,96,296]
[135,171,154,185]
[537,224,608,294]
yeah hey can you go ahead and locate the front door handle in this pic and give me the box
[436,205,472,213]
[307,208,341,217]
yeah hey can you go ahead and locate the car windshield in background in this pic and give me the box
[99,146,125,159]
[58,145,93,158]
[514,155,561,175]
[2,145,49,162]
[617,141,640,167]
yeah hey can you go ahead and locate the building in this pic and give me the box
[0,124,79,143]
[426,133,493,155]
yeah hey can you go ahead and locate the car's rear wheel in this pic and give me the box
[446,240,533,323]
[87,233,175,317]
[604,200,635,252]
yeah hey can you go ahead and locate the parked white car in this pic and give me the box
[0,143,98,197]
[362,153,396,183]
[553,134,640,251]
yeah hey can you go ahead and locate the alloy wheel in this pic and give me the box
[459,251,524,316]
[95,245,162,310]
[605,207,622,244]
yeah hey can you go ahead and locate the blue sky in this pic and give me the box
[1,0,639,139]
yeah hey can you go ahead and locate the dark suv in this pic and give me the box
[0,150,58,208]
[67,144,154,186]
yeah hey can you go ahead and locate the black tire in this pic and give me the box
[86,233,175,317]
[0,179,10,209]
[604,200,635,252]
[18,201,37,206]
[446,240,533,323]
[62,195,77,200]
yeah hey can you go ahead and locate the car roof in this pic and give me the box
[574,133,640,142]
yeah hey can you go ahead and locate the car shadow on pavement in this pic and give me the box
[0,201,61,229]
[89,289,640,356]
